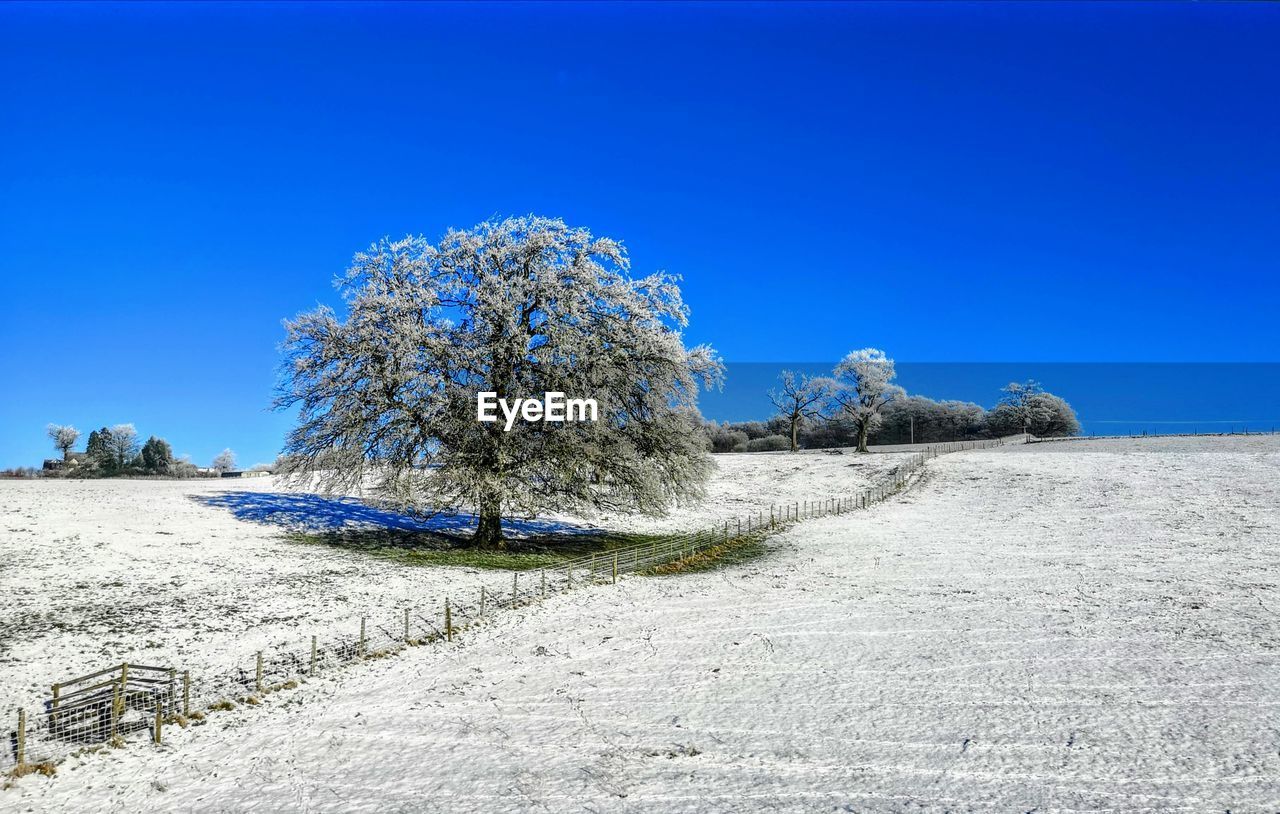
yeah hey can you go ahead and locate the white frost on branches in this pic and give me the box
[768,371,830,452]
[276,216,723,548]
[46,424,80,459]
[822,348,905,452]
[212,449,237,473]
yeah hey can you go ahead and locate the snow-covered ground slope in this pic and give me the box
[9,436,1278,811]
[0,451,905,713]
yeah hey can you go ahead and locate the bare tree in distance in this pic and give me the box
[212,448,237,473]
[276,216,722,550]
[768,371,831,452]
[821,348,905,453]
[46,424,80,461]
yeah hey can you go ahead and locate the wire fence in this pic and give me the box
[3,436,1017,776]
[1031,428,1279,444]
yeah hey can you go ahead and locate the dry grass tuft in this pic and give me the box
[9,762,57,780]
[649,536,767,575]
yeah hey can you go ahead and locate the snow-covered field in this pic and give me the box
[6,436,1279,811]
[0,451,906,714]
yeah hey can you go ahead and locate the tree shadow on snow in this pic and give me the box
[194,492,697,570]
[193,491,597,549]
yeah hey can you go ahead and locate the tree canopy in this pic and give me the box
[277,216,722,548]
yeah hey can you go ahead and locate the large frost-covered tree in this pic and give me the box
[823,348,905,453]
[276,216,722,550]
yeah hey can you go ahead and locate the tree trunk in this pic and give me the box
[857,421,870,453]
[473,492,506,550]
[790,418,799,452]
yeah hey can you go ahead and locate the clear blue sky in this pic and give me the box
[2,2,1277,468]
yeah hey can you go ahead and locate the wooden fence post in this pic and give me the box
[404,607,410,643]
[16,708,26,768]
[480,586,487,617]
[444,598,453,643]
[110,681,120,738]
[512,572,519,603]
[359,617,367,657]
[119,665,133,719]
[612,553,618,584]
[255,651,264,693]
[541,569,547,599]
[50,682,60,734]
[182,670,191,717]
[153,698,162,745]
[310,636,318,675]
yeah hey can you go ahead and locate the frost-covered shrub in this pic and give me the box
[706,425,749,453]
[731,421,771,440]
[798,416,858,449]
[168,459,200,478]
[745,434,789,452]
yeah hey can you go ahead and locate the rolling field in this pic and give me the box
[4,436,1279,810]
[0,451,907,715]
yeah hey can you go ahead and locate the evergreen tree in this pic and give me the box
[86,427,115,472]
[141,436,175,473]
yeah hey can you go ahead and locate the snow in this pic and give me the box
[6,436,1278,810]
[0,451,907,715]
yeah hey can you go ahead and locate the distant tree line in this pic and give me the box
[699,351,1079,453]
[40,423,242,478]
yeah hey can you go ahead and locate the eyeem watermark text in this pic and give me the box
[476,392,599,431]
